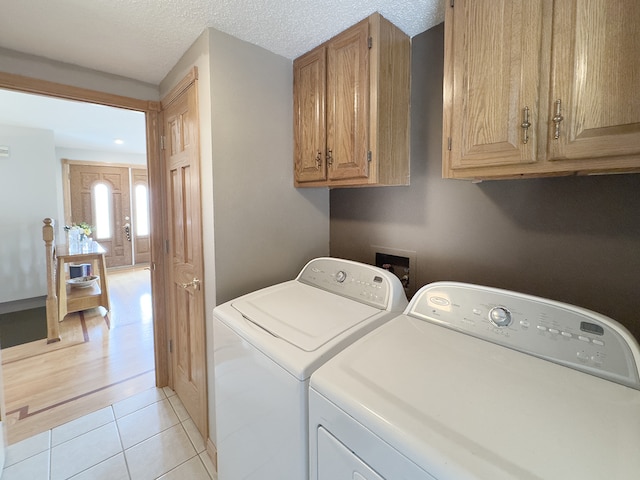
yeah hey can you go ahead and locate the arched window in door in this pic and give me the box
[93,182,111,239]
[135,183,150,236]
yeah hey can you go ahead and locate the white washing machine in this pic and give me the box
[309,282,640,480]
[213,257,408,480]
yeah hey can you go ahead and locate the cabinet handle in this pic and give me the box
[315,150,322,168]
[326,149,333,166]
[521,106,531,144]
[552,99,564,140]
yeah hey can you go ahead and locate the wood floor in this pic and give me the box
[1,268,156,445]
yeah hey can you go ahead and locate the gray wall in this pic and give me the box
[207,28,330,304]
[330,23,640,342]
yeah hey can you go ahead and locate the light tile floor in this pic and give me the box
[2,387,217,480]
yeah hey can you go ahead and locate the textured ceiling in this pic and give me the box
[0,0,445,85]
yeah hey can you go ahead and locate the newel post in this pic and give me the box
[43,218,60,343]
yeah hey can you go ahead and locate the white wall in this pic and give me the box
[160,27,330,446]
[56,147,147,165]
[0,125,58,303]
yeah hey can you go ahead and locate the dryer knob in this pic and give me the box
[489,306,512,327]
[336,270,347,283]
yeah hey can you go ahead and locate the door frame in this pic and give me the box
[0,71,170,386]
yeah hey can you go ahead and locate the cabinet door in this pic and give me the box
[326,19,370,181]
[445,0,543,171]
[548,0,640,162]
[294,48,327,184]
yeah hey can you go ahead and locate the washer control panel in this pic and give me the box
[297,258,407,311]
[407,282,640,390]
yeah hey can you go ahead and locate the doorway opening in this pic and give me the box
[0,73,168,444]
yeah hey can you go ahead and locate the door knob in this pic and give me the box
[179,277,201,290]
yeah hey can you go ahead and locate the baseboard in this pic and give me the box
[206,438,218,474]
[0,296,46,315]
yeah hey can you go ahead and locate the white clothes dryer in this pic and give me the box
[309,282,640,480]
[213,257,408,480]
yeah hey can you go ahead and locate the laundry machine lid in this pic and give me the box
[310,282,640,480]
[232,281,380,352]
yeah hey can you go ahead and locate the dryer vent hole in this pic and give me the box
[375,252,410,294]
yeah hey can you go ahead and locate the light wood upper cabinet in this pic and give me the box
[443,0,640,179]
[548,0,640,163]
[294,47,327,184]
[294,13,410,187]
[444,0,543,171]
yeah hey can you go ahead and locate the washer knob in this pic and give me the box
[335,270,347,283]
[489,306,512,327]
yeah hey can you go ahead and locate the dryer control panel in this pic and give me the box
[407,282,640,390]
[297,258,407,311]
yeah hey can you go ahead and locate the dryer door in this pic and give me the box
[318,427,384,480]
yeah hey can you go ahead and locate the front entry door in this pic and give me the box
[162,76,207,438]
[69,164,132,268]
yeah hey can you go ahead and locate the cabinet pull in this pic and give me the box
[315,150,322,168]
[521,106,531,144]
[326,149,333,166]
[552,99,563,140]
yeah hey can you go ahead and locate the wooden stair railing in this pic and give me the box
[43,218,61,343]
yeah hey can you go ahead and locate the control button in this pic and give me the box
[578,336,590,342]
[537,325,547,331]
[489,306,512,327]
[548,328,559,334]
[472,308,482,315]
[591,356,604,367]
[335,271,347,283]
[561,331,572,338]
[519,320,530,328]
[592,339,605,346]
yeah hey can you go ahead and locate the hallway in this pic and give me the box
[2,269,156,445]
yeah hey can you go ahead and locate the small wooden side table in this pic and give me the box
[56,241,111,326]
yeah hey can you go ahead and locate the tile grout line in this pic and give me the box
[5,386,214,480]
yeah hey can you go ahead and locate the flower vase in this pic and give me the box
[68,228,80,254]
[80,234,92,253]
